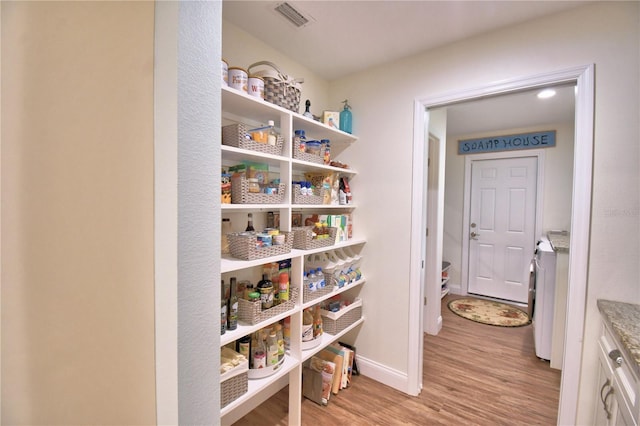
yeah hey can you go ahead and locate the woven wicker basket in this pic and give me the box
[292,226,336,250]
[292,147,324,164]
[238,288,298,325]
[222,123,284,156]
[231,176,286,204]
[248,61,302,113]
[220,360,248,408]
[227,231,293,261]
[292,184,325,205]
[303,278,335,304]
[320,298,362,335]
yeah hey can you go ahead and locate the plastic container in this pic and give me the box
[247,178,260,193]
[305,140,321,156]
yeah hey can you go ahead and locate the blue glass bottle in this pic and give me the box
[339,100,352,134]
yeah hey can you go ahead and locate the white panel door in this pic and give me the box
[468,157,537,302]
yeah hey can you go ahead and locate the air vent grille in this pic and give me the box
[274,2,309,28]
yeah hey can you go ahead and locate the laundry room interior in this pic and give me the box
[436,84,576,370]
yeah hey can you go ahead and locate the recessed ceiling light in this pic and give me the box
[537,89,556,99]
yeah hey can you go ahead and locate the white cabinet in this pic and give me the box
[220,86,366,425]
[595,314,639,426]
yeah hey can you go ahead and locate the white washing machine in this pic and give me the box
[528,237,557,361]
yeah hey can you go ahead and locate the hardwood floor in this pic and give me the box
[232,295,561,425]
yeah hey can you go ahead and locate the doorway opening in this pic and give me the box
[463,151,545,304]
[410,65,594,426]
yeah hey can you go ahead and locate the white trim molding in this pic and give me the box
[412,64,595,426]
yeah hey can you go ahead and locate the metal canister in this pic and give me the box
[228,66,248,93]
[248,75,264,99]
[221,59,228,86]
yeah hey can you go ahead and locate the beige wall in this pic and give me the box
[1,2,156,424]
[223,5,640,419]
[328,1,638,422]
[222,20,331,116]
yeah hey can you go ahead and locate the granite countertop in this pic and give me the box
[597,299,640,379]
[547,230,570,253]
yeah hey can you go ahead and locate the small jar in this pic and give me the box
[247,178,260,193]
[248,292,260,302]
[306,140,321,156]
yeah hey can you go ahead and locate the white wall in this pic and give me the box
[223,1,639,421]
[329,1,638,422]
[443,121,575,289]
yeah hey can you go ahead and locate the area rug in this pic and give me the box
[448,297,530,327]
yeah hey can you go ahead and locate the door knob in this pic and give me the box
[470,231,479,240]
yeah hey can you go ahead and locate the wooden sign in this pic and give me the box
[458,130,556,155]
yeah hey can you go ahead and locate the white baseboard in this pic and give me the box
[356,355,414,395]
[448,282,463,295]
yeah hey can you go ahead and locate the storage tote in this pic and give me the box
[320,298,362,335]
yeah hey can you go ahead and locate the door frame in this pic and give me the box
[461,150,545,299]
[410,64,594,425]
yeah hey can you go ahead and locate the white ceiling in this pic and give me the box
[222,0,591,81]
[223,0,582,135]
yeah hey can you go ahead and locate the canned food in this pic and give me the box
[228,67,248,93]
[273,234,286,245]
[248,75,264,99]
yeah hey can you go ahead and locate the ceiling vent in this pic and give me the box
[274,2,313,28]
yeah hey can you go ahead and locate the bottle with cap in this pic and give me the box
[295,130,306,153]
[227,277,238,330]
[274,323,285,361]
[251,331,266,369]
[257,273,274,310]
[339,99,352,134]
[302,308,314,342]
[245,212,255,232]
[322,139,331,164]
[278,272,289,303]
[266,330,279,366]
[220,280,227,335]
[267,120,277,146]
[313,305,323,338]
